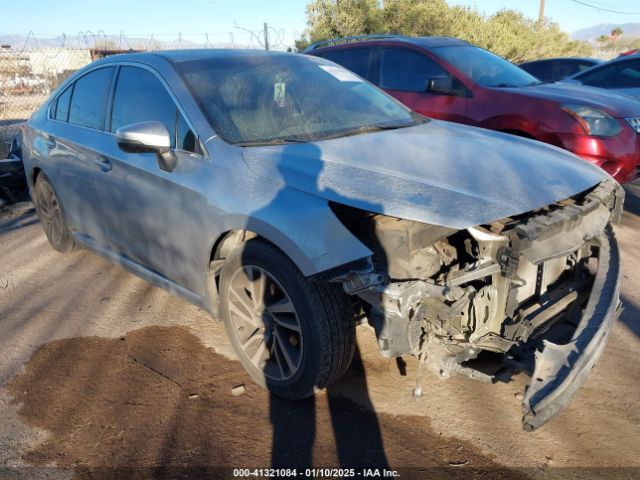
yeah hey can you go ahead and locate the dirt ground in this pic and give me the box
[0,181,639,480]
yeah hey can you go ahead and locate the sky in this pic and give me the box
[0,0,639,49]
[449,0,640,32]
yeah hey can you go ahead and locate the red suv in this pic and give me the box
[306,35,640,184]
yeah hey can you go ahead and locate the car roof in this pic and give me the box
[520,57,602,65]
[153,49,294,63]
[305,35,471,53]
[88,48,294,68]
[607,53,640,64]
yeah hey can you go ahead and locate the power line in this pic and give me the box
[577,0,640,7]
[568,0,640,14]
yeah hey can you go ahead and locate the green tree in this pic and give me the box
[301,0,592,62]
[382,0,452,36]
[295,34,311,52]
[305,0,383,43]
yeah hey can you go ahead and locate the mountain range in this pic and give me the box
[572,23,640,41]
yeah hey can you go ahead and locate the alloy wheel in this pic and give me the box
[227,265,303,381]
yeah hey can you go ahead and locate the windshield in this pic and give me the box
[175,53,423,145]
[432,46,540,88]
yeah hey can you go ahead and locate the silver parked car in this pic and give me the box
[23,50,623,431]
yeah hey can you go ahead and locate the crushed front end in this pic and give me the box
[331,180,624,430]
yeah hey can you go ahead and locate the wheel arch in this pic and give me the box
[205,226,316,318]
[31,166,43,188]
[204,206,372,315]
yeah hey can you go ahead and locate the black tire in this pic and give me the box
[219,238,356,399]
[34,174,75,253]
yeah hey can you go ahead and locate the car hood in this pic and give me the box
[242,120,609,229]
[509,82,640,117]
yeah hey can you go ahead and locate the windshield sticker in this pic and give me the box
[319,65,362,82]
[274,77,286,107]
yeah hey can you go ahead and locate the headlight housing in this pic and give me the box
[562,104,622,137]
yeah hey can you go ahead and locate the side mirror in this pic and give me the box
[115,121,177,173]
[426,76,455,95]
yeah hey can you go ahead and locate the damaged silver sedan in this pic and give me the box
[22,50,623,430]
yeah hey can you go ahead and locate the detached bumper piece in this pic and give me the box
[0,136,27,204]
[521,227,620,431]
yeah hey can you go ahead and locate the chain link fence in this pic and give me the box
[0,31,296,158]
[1,44,88,157]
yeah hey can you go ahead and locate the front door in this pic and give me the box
[94,65,207,293]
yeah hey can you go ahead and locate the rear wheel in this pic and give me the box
[34,174,75,252]
[219,238,356,399]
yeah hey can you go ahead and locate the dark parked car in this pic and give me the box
[23,50,624,430]
[562,54,640,100]
[305,35,640,184]
[519,57,602,83]
[0,134,27,203]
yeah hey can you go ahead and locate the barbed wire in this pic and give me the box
[0,27,303,52]
[0,28,308,131]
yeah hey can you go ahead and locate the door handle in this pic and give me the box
[94,157,112,172]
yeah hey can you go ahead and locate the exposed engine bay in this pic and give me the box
[331,180,624,430]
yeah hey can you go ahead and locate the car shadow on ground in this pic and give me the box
[0,206,37,235]
[620,296,640,339]
[269,346,390,471]
[623,182,640,217]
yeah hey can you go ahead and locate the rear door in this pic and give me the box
[44,66,115,242]
[95,64,207,292]
[377,47,468,122]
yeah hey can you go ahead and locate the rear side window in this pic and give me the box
[110,66,198,153]
[317,48,373,80]
[521,61,552,82]
[552,60,581,81]
[53,85,73,122]
[380,48,449,92]
[68,67,114,130]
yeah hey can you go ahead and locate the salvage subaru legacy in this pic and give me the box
[22,50,623,430]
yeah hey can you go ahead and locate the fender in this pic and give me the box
[207,185,373,278]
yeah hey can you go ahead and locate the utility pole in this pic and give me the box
[538,0,546,22]
[263,22,269,51]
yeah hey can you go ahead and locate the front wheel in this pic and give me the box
[219,239,356,399]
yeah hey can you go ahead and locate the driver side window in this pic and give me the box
[380,48,451,92]
[110,66,199,153]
